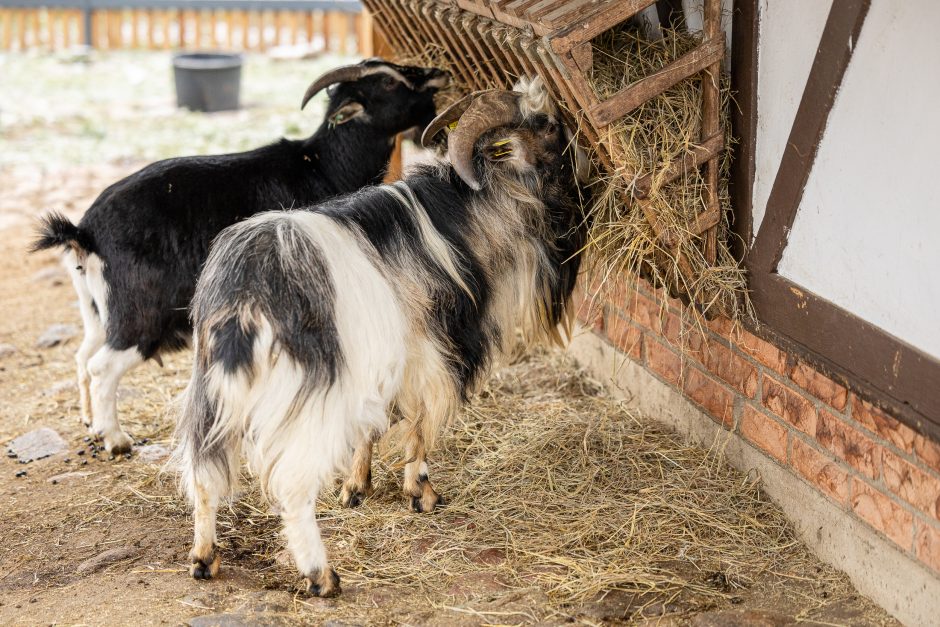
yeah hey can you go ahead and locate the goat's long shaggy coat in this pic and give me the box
[177,80,588,594]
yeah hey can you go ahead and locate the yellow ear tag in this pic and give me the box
[448,121,458,131]
[490,139,512,147]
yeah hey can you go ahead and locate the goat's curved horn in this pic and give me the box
[420,91,481,148]
[447,90,521,191]
[301,64,367,110]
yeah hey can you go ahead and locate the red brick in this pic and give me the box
[790,438,849,505]
[741,406,787,461]
[851,480,913,550]
[762,378,817,437]
[646,339,682,387]
[705,316,735,340]
[736,329,788,374]
[914,434,940,475]
[853,397,916,454]
[689,335,759,398]
[788,361,847,411]
[915,522,940,574]
[621,290,663,332]
[817,410,881,480]
[684,368,735,427]
[882,450,940,519]
[605,313,641,360]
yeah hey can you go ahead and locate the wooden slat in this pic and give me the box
[433,7,479,88]
[588,37,724,127]
[633,132,724,200]
[550,0,656,53]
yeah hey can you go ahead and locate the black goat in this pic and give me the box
[31,58,449,454]
[175,77,590,596]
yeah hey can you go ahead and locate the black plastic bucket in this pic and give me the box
[173,52,243,113]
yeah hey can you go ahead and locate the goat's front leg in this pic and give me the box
[402,432,443,513]
[282,491,340,597]
[339,431,377,508]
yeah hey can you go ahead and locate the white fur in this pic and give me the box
[87,344,143,452]
[64,249,142,451]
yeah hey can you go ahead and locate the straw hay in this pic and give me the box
[583,22,751,321]
[111,350,857,623]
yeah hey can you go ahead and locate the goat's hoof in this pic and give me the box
[304,568,341,598]
[189,550,220,580]
[339,483,372,509]
[103,431,134,455]
[410,492,444,514]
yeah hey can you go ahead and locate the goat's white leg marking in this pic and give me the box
[281,491,340,597]
[65,253,106,427]
[340,432,377,508]
[402,432,442,513]
[189,483,220,580]
[87,345,143,454]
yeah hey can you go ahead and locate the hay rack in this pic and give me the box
[363,0,727,310]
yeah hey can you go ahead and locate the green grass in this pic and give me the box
[0,49,359,168]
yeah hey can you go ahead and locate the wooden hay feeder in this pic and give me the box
[363,0,727,311]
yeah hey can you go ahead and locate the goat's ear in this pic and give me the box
[328,101,365,127]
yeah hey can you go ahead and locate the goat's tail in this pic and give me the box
[30,211,92,254]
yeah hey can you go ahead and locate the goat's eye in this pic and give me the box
[382,76,398,90]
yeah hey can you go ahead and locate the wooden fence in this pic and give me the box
[0,1,371,55]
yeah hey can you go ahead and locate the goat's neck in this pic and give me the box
[303,124,397,195]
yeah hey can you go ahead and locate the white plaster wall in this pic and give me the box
[778,1,940,360]
[751,0,833,236]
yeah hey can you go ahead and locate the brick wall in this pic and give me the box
[575,275,940,575]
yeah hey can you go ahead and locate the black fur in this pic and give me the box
[30,60,448,362]
[223,112,587,402]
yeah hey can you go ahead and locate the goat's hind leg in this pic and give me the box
[403,430,443,513]
[339,431,378,508]
[87,345,143,454]
[65,254,105,427]
[186,443,240,580]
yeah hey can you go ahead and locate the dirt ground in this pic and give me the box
[0,52,901,626]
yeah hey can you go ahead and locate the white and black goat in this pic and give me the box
[29,59,449,455]
[175,77,589,596]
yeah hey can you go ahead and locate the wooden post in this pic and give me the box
[322,11,332,52]
[162,10,172,50]
[356,11,373,57]
[242,11,252,51]
[1,10,11,51]
[701,0,722,265]
[194,10,203,48]
[107,10,121,49]
[289,10,299,46]
[305,11,315,47]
